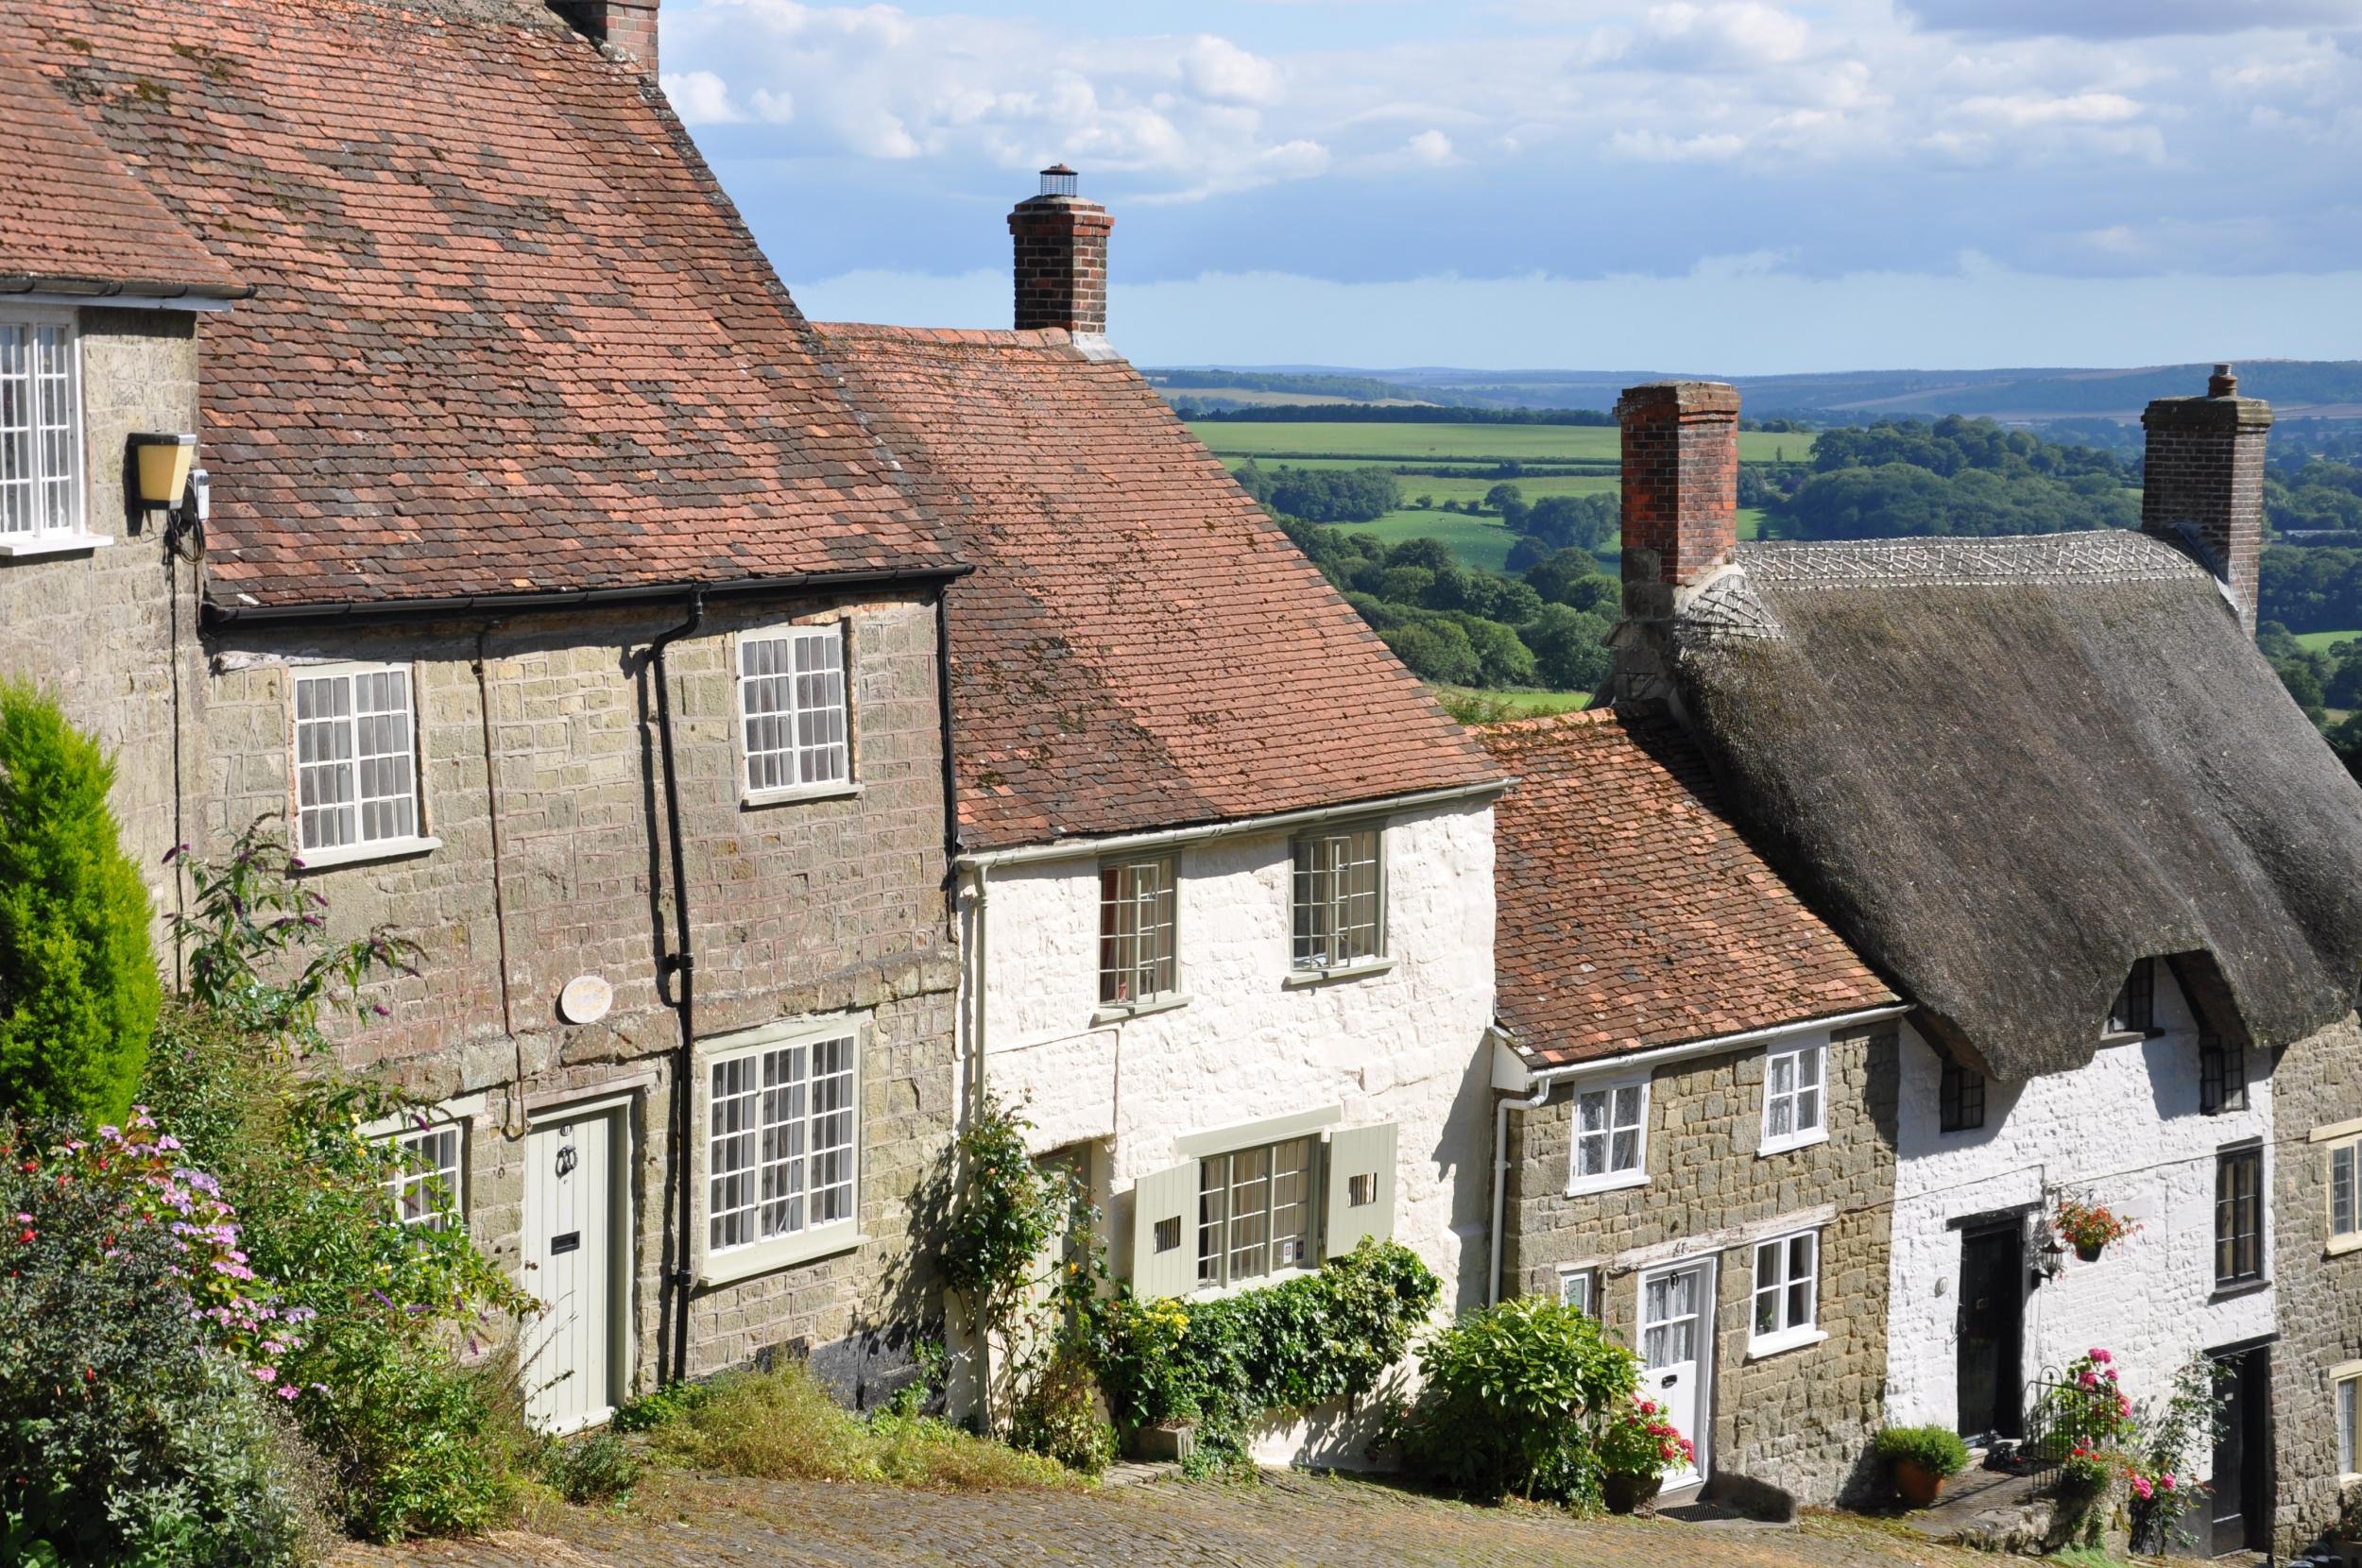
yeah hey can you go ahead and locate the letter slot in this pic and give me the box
[550,1231,581,1255]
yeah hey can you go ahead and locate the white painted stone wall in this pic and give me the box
[1884,970,2275,1477]
[965,800,1498,1462]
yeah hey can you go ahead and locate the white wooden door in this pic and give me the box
[522,1108,619,1433]
[1639,1259,1713,1488]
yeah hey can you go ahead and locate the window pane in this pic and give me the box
[2335,1144,2358,1237]
[294,674,358,852]
[1269,1138,1312,1270]
[1797,1086,1822,1133]
[1227,1145,1271,1283]
[1196,1156,1226,1286]
[2341,1377,2357,1474]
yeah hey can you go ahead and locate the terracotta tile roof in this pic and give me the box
[815,323,1503,848]
[0,54,245,300]
[1476,708,1893,1068]
[2,0,956,609]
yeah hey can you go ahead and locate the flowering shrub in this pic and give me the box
[0,1116,321,1565]
[1598,1394,1696,1478]
[2041,1348,2138,1451]
[2051,1197,2141,1254]
[1390,1294,1641,1507]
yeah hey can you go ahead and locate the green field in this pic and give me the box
[1326,510,1519,573]
[2293,628,2362,652]
[1193,421,1813,466]
[1429,685,1594,721]
[1387,472,1619,507]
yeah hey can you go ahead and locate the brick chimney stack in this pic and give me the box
[1009,165,1113,338]
[553,2,659,73]
[2141,364,2272,636]
[1616,381,1742,622]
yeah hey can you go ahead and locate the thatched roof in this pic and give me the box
[1665,531,2362,1080]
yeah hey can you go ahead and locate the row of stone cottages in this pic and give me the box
[3,0,2359,1550]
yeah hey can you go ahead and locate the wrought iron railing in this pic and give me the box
[1999,1369,2121,1476]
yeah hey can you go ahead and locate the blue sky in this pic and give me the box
[659,0,2362,374]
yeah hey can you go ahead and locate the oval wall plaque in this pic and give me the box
[558,974,613,1026]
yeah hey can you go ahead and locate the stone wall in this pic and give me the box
[0,306,206,951]
[1501,1019,1900,1506]
[2269,1013,2362,1554]
[200,591,958,1400]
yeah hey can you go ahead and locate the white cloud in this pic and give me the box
[1610,128,1750,161]
[1406,129,1454,164]
[1956,92,2145,127]
[1634,2,1812,69]
[660,69,743,125]
[1181,36,1283,106]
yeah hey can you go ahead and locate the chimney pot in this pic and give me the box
[1616,381,1742,622]
[2141,366,2272,635]
[1008,163,1113,337]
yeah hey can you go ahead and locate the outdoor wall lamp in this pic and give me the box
[126,433,208,557]
[2038,1235,2067,1283]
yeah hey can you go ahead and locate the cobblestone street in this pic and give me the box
[333,1470,1991,1568]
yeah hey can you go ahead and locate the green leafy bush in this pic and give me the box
[612,1381,710,1433]
[0,1117,324,1565]
[1391,1294,1639,1505]
[535,1433,643,1508]
[143,824,533,1541]
[1093,1239,1441,1463]
[1873,1423,1970,1478]
[0,684,160,1122]
[1008,1351,1116,1477]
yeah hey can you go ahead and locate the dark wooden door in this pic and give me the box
[2211,1346,2270,1555]
[1957,1226,2025,1440]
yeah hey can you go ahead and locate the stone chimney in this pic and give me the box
[2141,364,2272,636]
[1616,381,1742,622]
[1009,165,1113,338]
[552,2,659,73]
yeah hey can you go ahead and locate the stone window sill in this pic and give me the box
[0,531,110,559]
[699,1224,864,1287]
[1090,993,1190,1028]
[2208,1277,2270,1304]
[1281,957,1395,989]
[1758,1129,1830,1159]
[293,835,441,873]
[1747,1327,1828,1362]
[1565,1167,1650,1199]
[2327,1231,2362,1258]
[742,781,861,810]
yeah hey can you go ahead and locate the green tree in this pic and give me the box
[1482,483,1524,514]
[0,684,159,1122]
[1521,605,1615,692]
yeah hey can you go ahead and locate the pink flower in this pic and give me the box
[2161,1474,2176,1491]
[2090,1348,2112,1365]
[2132,1475,2153,1501]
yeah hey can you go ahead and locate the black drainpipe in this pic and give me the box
[934,585,963,930]
[649,590,705,1385]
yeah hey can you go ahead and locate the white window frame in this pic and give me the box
[2336,1360,2362,1480]
[1193,1134,1320,1291]
[1558,1265,1597,1316]
[2326,1132,2360,1256]
[289,660,436,869]
[385,1121,466,1230]
[1566,1074,1651,1195]
[1096,853,1181,1017]
[1760,1037,1829,1155]
[1749,1228,1825,1357]
[1288,822,1386,976]
[697,1015,864,1286]
[736,622,854,805]
[0,307,105,554]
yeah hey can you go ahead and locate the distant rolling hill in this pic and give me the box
[1146,362,2362,422]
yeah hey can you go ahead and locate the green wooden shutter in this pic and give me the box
[1324,1121,1397,1259]
[1129,1161,1199,1299]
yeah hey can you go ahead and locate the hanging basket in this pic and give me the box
[2073,1239,2105,1263]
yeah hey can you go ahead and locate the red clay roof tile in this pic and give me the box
[0,54,244,299]
[817,323,1503,847]
[1476,708,1893,1067]
[3,0,955,607]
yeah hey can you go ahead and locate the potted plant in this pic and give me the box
[1598,1394,1694,1514]
[2052,1197,2141,1262]
[1874,1424,1970,1508]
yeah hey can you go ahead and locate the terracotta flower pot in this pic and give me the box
[1892,1457,1947,1508]
[1602,1472,1664,1515]
[2074,1239,2105,1263]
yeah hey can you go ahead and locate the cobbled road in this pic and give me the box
[332,1470,1987,1568]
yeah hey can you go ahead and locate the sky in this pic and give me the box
[658,0,2362,375]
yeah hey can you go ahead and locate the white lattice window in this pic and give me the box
[1568,1078,1648,1192]
[2339,1369,2360,1477]
[1558,1267,1596,1316]
[707,1026,858,1263]
[1195,1135,1315,1288]
[1751,1230,1822,1354]
[385,1124,464,1230]
[0,315,80,538]
[1292,825,1382,970]
[293,663,424,858]
[1761,1039,1828,1153]
[2331,1134,2361,1248]
[1098,855,1178,1007]
[738,625,849,798]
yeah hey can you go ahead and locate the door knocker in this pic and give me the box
[555,1142,579,1179]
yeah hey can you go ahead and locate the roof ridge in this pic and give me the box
[813,321,1077,349]
[1471,707,1616,736]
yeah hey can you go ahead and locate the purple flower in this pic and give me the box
[372,1003,390,1017]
